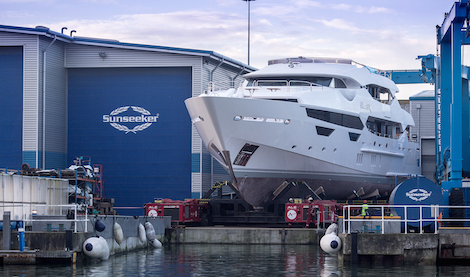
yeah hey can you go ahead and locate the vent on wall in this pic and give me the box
[356,153,363,165]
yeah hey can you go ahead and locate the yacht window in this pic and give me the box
[290,80,313,86]
[246,77,333,87]
[256,80,288,86]
[334,78,347,88]
[269,98,298,102]
[316,126,335,136]
[349,132,361,141]
[366,116,400,138]
[366,84,393,103]
[304,77,332,87]
[306,108,363,130]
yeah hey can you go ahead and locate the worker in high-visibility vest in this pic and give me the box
[305,197,316,228]
[361,200,370,219]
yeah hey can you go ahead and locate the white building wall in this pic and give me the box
[36,37,68,169]
[65,44,202,68]
[0,173,69,221]
[410,98,436,181]
[197,59,252,196]
[45,40,67,153]
[190,60,204,198]
[410,99,435,139]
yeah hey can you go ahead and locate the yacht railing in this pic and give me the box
[254,80,326,92]
[205,81,241,94]
[342,204,469,235]
[1,203,88,233]
[205,79,329,95]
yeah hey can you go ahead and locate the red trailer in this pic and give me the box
[145,199,209,225]
[285,200,342,227]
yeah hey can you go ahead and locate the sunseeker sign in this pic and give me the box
[103,106,159,134]
[406,188,432,202]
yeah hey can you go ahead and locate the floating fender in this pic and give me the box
[83,236,110,261]
[150,238,162,248]
[138,223,147,243]
[320,223,342,254]
[144,222,156,241]
[95,219,106,232]
[114,222,124,245]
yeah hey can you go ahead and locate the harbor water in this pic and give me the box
[0,244,468,276]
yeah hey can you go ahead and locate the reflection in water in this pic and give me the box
[0,244,468,276]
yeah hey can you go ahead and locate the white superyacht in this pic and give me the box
[185,57,420,206]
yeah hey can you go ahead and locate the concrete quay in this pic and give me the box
[166,227,323,244]
[339,232,470,265]
[166,226,470,266]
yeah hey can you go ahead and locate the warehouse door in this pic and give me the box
[67,67,192,212]
[0,46,23,169]
[421,138,436,182]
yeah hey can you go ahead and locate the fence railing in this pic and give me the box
[1,203,88,233]
[342,204,470,234]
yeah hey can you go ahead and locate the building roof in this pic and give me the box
[409,90,435,101]
[0,24,257,72]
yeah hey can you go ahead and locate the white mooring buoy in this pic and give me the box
[150,238,162,248]
[144,222,162,248]
[83,236,110,261]
[144,222,156,241]
[138,223,147,243]
[114,222,124,245]
[320,223,342,254]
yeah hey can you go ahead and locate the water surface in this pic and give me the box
[0,244,467,276]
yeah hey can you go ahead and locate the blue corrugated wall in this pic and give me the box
[0,46,23,169]
[68,67,192,214]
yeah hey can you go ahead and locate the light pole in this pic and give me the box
[242,0,255,65]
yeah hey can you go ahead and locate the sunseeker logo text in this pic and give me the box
[103,106,159,134]
[406,188,432,202]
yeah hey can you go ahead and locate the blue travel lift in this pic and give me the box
[381,1,470,210]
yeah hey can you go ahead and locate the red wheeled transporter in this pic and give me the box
[145,198,210,225]
[285,200,342,227]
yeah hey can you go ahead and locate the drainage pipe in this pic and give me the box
[231,67,246,88]
[41,34,57,169]
[208,59,225,91]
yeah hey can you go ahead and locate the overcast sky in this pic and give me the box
[0,0,461,98]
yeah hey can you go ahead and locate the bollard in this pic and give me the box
[3,211,11,250]
[351,231,358,264]
[65,229,73,250]
[18,227,25,251]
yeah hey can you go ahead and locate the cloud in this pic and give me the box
[32,1,433,71]
[330,3,394,14]
[316,18,363,32]
[354,6,393,14]
[44,10,247,54]
[0,0,46,2]
[289,0,322,8]
[0,10,37,19]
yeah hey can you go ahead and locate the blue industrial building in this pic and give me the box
[0,25,255,210]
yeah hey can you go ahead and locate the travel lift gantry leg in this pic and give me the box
[429,0,470,205]
[414,1,470,206]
